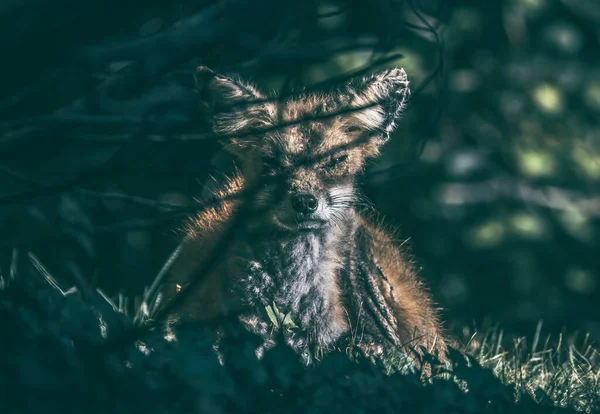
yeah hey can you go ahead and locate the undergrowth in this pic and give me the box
[0,250,598,413]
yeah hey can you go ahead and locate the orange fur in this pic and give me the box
[152,66,448,366]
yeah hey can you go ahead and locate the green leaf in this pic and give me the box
[265,305,279,328]
[282,312,298,329]
[272,302,282,320]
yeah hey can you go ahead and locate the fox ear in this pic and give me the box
[195,66,275,152]
[344,68,410,144]
[195,66,265,110]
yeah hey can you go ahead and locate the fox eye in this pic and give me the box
[263,157,281,174]
[344,125,362,134]
[322,154,348,172]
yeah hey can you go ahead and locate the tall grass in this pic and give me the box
[462,324,600,412]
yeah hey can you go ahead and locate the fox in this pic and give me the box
[147,65,448,367]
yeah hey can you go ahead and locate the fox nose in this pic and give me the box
[290,194,318,214]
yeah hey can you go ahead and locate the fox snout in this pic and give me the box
[263,180,354,232]
[277,188,328,231]
[290,193,318,214]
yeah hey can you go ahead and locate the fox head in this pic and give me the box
[196,66,410,233]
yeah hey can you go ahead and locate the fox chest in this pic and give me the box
[237,235,348,350]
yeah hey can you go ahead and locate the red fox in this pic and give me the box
[148,66,447,366]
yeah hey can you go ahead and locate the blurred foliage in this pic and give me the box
[363,0,600,341]
[0,0,599,390]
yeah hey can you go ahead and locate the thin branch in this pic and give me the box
[436,178,600,218]
[74,188,185,211]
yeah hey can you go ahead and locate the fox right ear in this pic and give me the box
[344,68,410,144]
[194,66,275,152]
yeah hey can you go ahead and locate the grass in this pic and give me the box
[1,250,599,413]
[463,324,600,413]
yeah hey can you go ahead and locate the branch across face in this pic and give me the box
[195,65,411,169]
[195,66,411,232]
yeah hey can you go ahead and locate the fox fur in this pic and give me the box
[151,66,447,366]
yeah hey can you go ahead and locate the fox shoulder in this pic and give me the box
[182,172,245,240]
[355,208,417,285]
[150,172,246,321]
[355,210,446,354]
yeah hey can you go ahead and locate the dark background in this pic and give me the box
[1,0,599,345]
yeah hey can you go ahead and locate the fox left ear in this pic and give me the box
[194,66,276,157]
[345,68,410,144]
[194,66,265,111]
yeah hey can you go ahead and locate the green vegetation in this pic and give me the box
[1,252,598,413]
